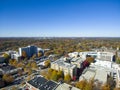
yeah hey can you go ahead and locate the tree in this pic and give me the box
[48,68,53,75]
[101,84,110,90]
[86,57,94,63]
[32,54,36,59]
[11,86,18,90]
[64,74,71,83]
[22,51,27,58]
[3,53,10,64]
[44,60,50,67]
[2,74,14,83]
[38,52,43,57]
[75,80,87,90]
[51,70,58,81]
[84,82,93,90]
[31,62,38,69]
[12,59,18,67]
[3,53,10,59]
[116,58,120,64]
[57,71,64,79]
[17,62,24,68]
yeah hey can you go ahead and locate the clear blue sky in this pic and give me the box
[0,0,120,37]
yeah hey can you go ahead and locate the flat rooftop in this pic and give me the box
[56,83,80,90]
[28,76,58,90]
[0,65,16,71]
[52,58,76,68]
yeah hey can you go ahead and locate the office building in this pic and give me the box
[19,45,38,57]
[51,58,77,78]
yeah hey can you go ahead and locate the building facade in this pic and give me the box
[19,46,38,57]
[51,59,77,78]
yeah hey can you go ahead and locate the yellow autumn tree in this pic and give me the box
[64,74,71,83]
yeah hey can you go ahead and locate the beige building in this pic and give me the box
[79,67,108,85]
[70,57,84,68]
[116,70,120,88]
[56,83,80,90]
[51,58,77,78]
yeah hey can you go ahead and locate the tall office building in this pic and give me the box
[19,46,38,58]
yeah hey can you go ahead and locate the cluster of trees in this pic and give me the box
[2,74,14,83]
[75,77,118,90]
[1,38,120,58]
[41,68,71,83]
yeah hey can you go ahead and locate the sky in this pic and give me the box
[0,0,120,37]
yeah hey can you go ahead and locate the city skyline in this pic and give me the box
[0,0,120,37]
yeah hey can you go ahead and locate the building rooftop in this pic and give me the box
[28,76,58,90]
[52,58,76,69]
[79,67,108,84]
[0,65,16,71]
[56,83,80,90]
[94,69,108,84]
[80,68,95,81]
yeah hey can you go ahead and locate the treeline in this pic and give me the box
[0,38,120,55]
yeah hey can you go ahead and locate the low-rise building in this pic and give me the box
[91,59,112,69]
[11,53,21,61]
[26,75,80,90]
[68,52,79,58]
[79,67,108,85]
[51,58,77,78]
[70,57,84,68]
[56,83,80,90]
[26,75,58,90]
[0,65,22,75]
[116,70,120,88]
[79,51,115,62]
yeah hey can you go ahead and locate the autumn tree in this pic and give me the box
[3,53,10,64]
[57,71,64,79]
[2,74,14,83]
[48,68,53,75]
[75,80,87,90]
[22,51,27,58]
[51,70,58,81]
[44,60,51,67]
[101,84,110,90]
[64,74,71,83]
[38,52,43,57]
[31,62,38,69]
[86,57,94,63]
[32,54,36,59]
